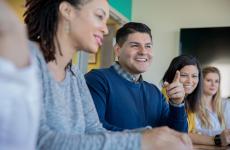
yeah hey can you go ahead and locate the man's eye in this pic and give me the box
[145,45,152,49]
[131,45,138,47]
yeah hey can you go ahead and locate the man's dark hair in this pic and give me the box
[116,22,152,47]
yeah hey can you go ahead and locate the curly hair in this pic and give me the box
[24,0,91,63]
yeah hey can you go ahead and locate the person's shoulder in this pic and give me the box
[85,67,115,86]
[221,98,230,115]
[71,65,108,80]
[223,98,230,107]
[28,41,50,76]
[28,41,46,65]
[89,67,111,74]
[70,65,84,77]
[69,65,89,88]
[29,41,41,57]
[85,67,112,78]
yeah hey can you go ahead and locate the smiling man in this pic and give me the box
[85,22,188,132]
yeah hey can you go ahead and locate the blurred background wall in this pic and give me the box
[133,0,230,98]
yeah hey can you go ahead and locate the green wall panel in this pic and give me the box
[108,0,132,20]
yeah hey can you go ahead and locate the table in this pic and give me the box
[194,144,230,150]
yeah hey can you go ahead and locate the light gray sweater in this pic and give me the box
[0,56,40,150]
[31,44,141,150]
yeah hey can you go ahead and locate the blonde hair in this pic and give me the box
[198,66,225,129]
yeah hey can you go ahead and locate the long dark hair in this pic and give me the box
[24,0,88,63]
[162,55,202,113]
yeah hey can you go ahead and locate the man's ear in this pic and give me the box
[114,43,121,58]
[59,1,73,20]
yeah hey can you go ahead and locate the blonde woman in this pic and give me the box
[190,66,230,146]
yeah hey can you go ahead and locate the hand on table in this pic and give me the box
[220,129,230,146]
[141,126,193,150]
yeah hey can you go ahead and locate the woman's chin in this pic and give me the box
[185,89,194,95]
[81,47,97,54]
[88,45,99,54]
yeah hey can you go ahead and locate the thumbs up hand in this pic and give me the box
[163,71,185,104]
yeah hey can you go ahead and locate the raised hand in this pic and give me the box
[163,70,185,104]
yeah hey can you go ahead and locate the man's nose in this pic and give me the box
[138,45,148,54]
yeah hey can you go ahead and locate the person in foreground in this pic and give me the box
[24,0,192,149]
[190,66,230,146]
[85,22,188,132]
[0,1,40,150]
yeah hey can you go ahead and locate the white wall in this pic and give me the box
[132,0,230,89]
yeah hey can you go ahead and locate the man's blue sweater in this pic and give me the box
[85,66,188,132]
